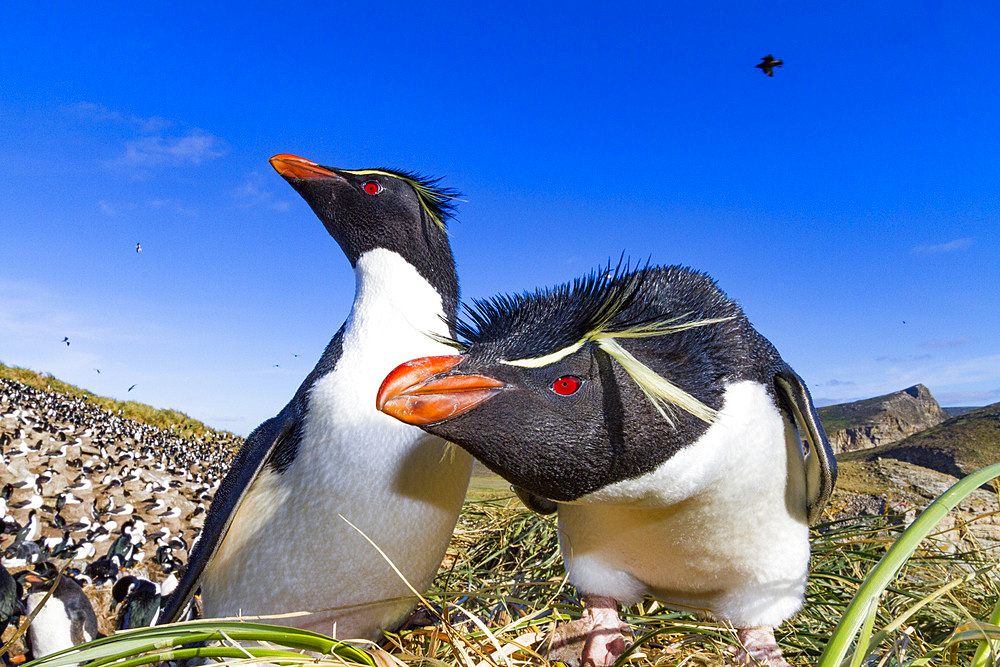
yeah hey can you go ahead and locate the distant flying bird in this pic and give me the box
[94,369,101,374]
[136,242,142,253]
[128,384,136,392]
[62,337,70,346]
[755,54,783,76]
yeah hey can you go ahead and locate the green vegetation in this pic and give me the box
[20,485,1000,667]
[0,361,240,444]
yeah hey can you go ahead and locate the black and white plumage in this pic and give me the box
[24,566,100,658]
[158,154,473,639]
[377,264,837,667]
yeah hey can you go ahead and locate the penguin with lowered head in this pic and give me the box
[159,154,473,640]
[377,263,836,667]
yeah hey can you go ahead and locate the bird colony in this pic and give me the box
[1,377,237,652]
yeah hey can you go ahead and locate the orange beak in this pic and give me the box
[269,154,345,181]
[377,355,506,426]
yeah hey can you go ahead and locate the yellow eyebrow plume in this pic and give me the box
[502,314,734,424]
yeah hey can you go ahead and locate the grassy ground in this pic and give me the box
[8,496,999,667]
[394,501,999,667]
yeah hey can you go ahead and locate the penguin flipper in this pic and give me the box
[512,485,558,515]
[158,407,301,624]
[774,367,838,524]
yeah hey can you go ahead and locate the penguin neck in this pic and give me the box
[353,234,459,326]
[350,248,456,335]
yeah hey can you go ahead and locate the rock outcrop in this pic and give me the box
[857,402,1000,479]
[818,384,950,454]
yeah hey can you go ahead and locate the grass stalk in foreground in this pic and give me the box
[19,620,378,667]
[818,461,1000,667]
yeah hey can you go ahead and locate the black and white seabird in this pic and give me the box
[159,154,473,639]
[377,264,837,667]
[24,566,100,658]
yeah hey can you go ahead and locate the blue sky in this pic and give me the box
[2,3,997,436]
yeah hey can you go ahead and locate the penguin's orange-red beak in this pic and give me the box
[269,154,345,181]
[377,355,506,426]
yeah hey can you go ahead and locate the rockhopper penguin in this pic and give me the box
[377,264,837,666]
[159,154,473,639]
[24,565,99,659]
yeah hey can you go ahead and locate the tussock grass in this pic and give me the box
[17,475,1000,667]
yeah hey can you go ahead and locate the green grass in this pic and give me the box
[0,361,240,445]
[17,472,1000,667]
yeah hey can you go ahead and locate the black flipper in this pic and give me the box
[157,405,301,624]
[512,485,558,515]
[774,366,838,524]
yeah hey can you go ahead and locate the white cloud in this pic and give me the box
[912,237,974,254]
[119,129,227,167]
[921,336,975,348]
[69,101,227,168]
[147,198,198,217]
[233,172,290,211]
[935,389,1000,406]
[69,102,172,134]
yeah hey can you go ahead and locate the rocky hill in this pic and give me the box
[838,402,1000,480]
[818,384,950,454]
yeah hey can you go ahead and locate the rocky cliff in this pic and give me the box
[818,384,950,454]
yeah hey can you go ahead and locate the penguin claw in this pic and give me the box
[548,596,629,667]
[725,627,792,667]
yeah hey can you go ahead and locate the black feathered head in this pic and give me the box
[437,261,738,424]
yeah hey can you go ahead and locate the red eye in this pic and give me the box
[363,181,382,195]
[551,375,581,396]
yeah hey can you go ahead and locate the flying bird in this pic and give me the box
[136,242,142,253]
[128,384,136,392]
[61,337,70,346]
[756,54,783,76]
[158,154,472,640]
[378,264,837,667]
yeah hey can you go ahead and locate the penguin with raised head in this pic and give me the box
[159,154,473,640]
[377,263,837,667]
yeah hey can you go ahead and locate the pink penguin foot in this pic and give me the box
[549,596,629,667]
[728,626,792,667]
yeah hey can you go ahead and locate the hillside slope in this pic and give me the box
[838,402,1000,479]
[817,384,949,453]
